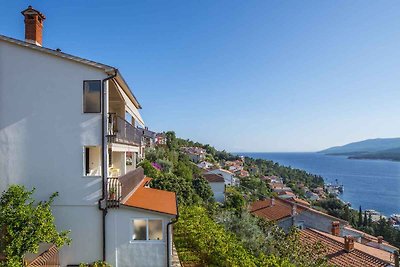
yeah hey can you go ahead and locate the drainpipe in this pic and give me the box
[166,197,179,267]
[99,68,118,262]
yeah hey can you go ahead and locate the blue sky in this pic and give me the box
[2,1,400,152]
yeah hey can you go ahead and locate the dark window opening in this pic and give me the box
[83,80,101,113]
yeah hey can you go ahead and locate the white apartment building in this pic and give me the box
[0,6,177,267]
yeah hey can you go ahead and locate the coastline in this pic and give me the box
[238,152,400,217]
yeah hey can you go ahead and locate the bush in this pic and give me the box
[0,185,71,267]
[79,261,111,267]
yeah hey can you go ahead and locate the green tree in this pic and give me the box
[150,173,199,205]
[363,211,368,227]
[175,206,293,267]
[138,159,161,178]
[225,187,246,212]
[358,206,363,227]
[0,185,71,267]
[192,177,213,203]
[165,131,178,151]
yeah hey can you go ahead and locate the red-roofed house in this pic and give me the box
[300,228,397,267]
[203,173,225,202]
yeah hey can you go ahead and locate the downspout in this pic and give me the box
[99,68,118,262]
[166,197,179,267]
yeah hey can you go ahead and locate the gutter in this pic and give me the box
[98,68,118,262]
[166,196,179,267]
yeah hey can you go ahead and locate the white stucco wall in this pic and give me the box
[209,182,225,203]
[0,40,107,264]
[278,210,346,234]
[207,169,235,186]
[106,207,174,267]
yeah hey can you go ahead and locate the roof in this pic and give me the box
[289,197,311,207]
[203,173,225,183]
[250,198,307,221]
[122,177,177,216]
[300,228,394,267]
[207,168,234,175]
[344,226,399,251]
[251,197,347,223]
[278,191,295,196]
[0,34,141,109]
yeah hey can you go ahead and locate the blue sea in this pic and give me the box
[239,152,400,216]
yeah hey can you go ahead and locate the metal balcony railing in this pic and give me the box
[107,178,122,208]
[107,113,141,146]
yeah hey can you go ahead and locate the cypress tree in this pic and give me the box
[358,206,363,227]
[368,213,372,226]
[363,211,368,227]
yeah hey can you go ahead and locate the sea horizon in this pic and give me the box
[238,152,400,216]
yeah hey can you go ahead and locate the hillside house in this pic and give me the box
[0,6,177,267]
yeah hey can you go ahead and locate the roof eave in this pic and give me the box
[113,70,142,109]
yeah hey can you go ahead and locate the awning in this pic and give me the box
[113,79,145,127]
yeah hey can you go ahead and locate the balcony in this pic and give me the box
[106,167,145,208]
[107,113,141,146]
[107,177,122,208]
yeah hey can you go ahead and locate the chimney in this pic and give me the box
[331,221,340,236]
[394,250,399,267]
[291,203,297,216]
[271,197,275,206]
[344,236,355,252]
[377,236,383,244]
[21,6,46,46]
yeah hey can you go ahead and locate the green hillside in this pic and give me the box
[320,138,400,161]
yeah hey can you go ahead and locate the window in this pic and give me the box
[131,219,163,241]
[132,219,147,241]
[148,220,163,240]
[83,80,101,113]
[84,146,101,176]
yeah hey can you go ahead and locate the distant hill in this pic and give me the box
[319,138,400,161]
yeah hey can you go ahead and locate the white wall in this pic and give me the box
[0,40,107,264]
[53,206,102,266]
[209,182,225,203]
[106,207,174,267]
[207,169,235,186]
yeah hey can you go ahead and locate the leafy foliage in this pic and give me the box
[148,133,335,265]
[215,210,329,267]
[225,187,246,212]
[0,185,71,267]
[174,206,294,267]
[79,261,111,267]
[138,159,161,178]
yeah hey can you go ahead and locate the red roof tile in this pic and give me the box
[122,177,177,216]
[250,198,306,221]
[300,228,393,267]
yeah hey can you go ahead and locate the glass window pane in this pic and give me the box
[148,220,163,240]
[83,80,101,113]
[132,219,146,240]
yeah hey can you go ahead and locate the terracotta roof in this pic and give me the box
[213,168,234,175]
[250,198,307,221]
[300,228,394,267]
[203,173,225,183]
[344,226,399,251]
[290,197,311,207]
[251,197,347,223]
[122,177,177,216]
